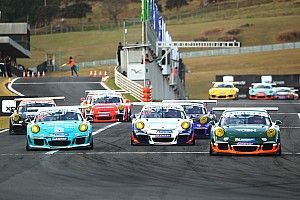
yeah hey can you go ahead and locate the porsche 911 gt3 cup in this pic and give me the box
[81,90,132,122]
[248,83,276,100]
[9,97,64,134]
[275,87,298,100]
[26,106,93,150]
[131,103,195,145]
[162,100,217,139]
[209,82,239,100]
[210,107,281,155]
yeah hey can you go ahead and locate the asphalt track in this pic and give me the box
[0,77,299,200]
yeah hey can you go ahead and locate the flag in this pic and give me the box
[141,0,149,22]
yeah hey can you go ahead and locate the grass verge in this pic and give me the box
[185,48,300,99]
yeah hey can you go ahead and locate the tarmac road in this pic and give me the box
[0,77,299,200]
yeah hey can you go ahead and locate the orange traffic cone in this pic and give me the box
[23,71,26,77]
[42,71,45,77]
[37,71,40,77]
[93,71,97,77]
[89,71,93,77]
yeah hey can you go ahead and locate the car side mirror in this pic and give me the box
[275,120,282,126]
[209,121,215,125]
[80,97,85,101]
[131,114,137,120]
[86,116,93,122]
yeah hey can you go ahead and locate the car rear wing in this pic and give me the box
[212,107,279,112]
[250,82,277,86]
[212,81,245,86]
[14,96,65,102]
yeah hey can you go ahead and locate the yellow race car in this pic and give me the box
[209,82,239,100]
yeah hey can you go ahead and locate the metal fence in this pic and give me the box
[181,42,300,58]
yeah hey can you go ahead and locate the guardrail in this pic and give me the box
[181,42,300,58]
[115,67,144,101]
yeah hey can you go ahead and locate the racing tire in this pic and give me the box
[89,140,94,150]
[276,145,281,156]
[9,121,14,135]
[26,140,33,151]
[209,144,215,156]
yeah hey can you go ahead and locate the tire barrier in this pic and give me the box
[142,87,152,102]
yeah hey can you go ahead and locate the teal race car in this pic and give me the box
[210,107,282,155]
[26,106,93,150]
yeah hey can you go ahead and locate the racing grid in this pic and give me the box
[0,77,299,200]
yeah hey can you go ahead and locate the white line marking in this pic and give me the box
[13,82,101,85]
[45,150,58,155]
[1,152,300,156]
[298,113,300,121]
[8,78,24,96]
[0,129,8,134]
[92,122,121,135]
[218,102,300,105]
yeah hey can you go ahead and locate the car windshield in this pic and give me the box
[18,103,55,114]
[92,96,122,104]
[36,110,82,122]
[182,105,206,115]
[254,85,271,89]
[140,108,185,119]
[277,89,290,92]
[220,114,271,126]
[214,83,233,88]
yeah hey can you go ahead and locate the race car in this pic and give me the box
[248,83,276,100]
[131,102,195,145]
[275,87,298,100]
[162,100,217,139]
[80,90,132,122]
[210,107,282,155]
[208,82,239,100]
[26,106,93,150]
[9,97,64,135]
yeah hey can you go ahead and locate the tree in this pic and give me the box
[101,0,128,24]
[165,0,188,10]
[61,2,92,18]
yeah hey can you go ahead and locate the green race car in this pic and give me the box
[210,107,282,155]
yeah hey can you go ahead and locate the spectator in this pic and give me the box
[117,42,123,66]
[0,57,6,77]
[5,56,12,77]
[68,56,78,77]
[142,53,152,64]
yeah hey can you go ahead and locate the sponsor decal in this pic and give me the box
[52,137,67,141]
[155,134,171,138]
[157,130,172,133]
[236,129,256,132]
[1,99,16,113]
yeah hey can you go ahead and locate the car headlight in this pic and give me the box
[135,121,145,130]
[79,124,88,132]
[31,125,40,134]
[181,121,190,129]
[12,114,20,122]
[200,116,208,124]
[118,104,124,111]
[230,89,235,93]
[266,128,276,138]
[215,127,224,137]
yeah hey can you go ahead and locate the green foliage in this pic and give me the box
[165,0,188,10]
[0,0,60,25]
[61,2,92,18]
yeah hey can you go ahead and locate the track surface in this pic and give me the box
[0,77,299,200]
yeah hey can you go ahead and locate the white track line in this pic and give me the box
[281,127,300,129]
[45,150,58,155]
[218,102,300,105]
[7,78,24,96]
[269,113,298,115]
[298,113,300,121]
[92,122,121,135]
[13,82,102,85]
[0,129,8,134]
[1,152,300,156]
[44,122,121,154]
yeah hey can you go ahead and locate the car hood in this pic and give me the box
[36,121,82,135]
[144,118,182,130]
[223,125,269,137]
[209,88,236,94]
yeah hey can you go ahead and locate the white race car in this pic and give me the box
[131,103,195,145]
